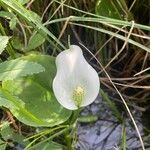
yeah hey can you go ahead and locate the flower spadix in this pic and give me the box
[53,45,100,110]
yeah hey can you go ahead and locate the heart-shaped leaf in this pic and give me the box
[2,54,72,127]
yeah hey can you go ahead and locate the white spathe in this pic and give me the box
[53,45,100,110]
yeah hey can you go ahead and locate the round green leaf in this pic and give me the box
[2,54,72,127]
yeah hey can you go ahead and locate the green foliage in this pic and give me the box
[1,122,14,141]
[0,36,9,54]
[9,17,17,30]
[96,0,122,19]
[0,139,7,150]
[0,0,65,50]
[25,32,46,51]
[78,115,98,123]
[96,0,132,20]
[32,141,63,150]
[11,37,24,50]
[0,59,45,81]
[0,11,13,19]
[0,121,28,146]
[0,0,149,149]
[2,54,72,127]
[18,0,30,5]
[0,89,46,126]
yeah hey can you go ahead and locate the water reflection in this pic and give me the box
[76,97,149,150]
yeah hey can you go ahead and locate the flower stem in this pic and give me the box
[64,108,82,149]
[65,132,73,150]
[70,108,82,125]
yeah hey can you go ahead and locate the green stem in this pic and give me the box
[70,108,82,125]
[64,108,82,149]
[65,132,73,150]
[26,126,71,150]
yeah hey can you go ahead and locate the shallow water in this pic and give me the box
[76,97,150,150]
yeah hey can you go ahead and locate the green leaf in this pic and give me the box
[11,37,24,50]
[0,0,65,50]
[0,121,28,145]
[33,141,63,150]
[95,0,131,20]
[2,54,72,127]
[26,32,46,51]
[0,36,9,54]
[78,115,98,123]
[22,54,56,89]
[0,11,13,19]
[18,0,30,5]
[0,59,45,81]
[1,122,14,141]
[0,139,7,150]
[28,10,42,23]
[96,0,121,19]
[0,89,46,126]
[9,17,17,30]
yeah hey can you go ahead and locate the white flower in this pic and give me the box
[53,45,100,110]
